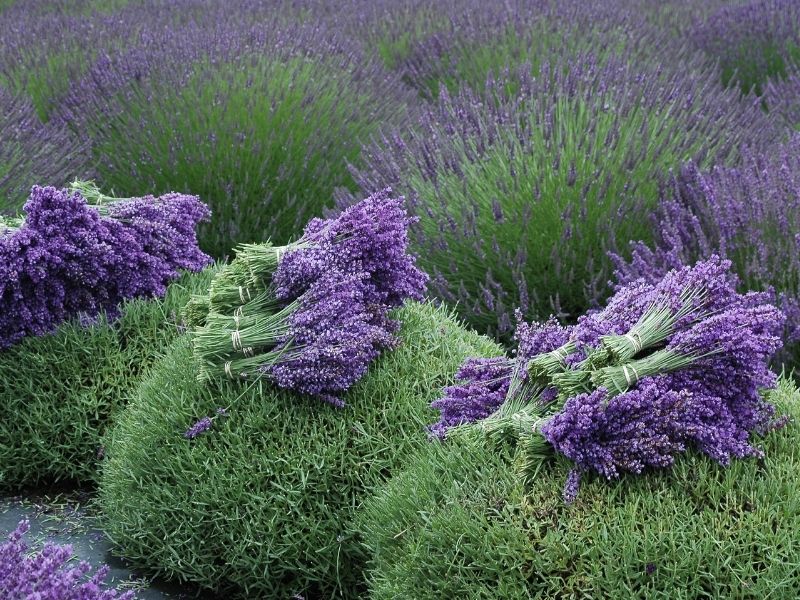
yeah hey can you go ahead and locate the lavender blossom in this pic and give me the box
[183,416,213,440]
[274,189,428,307]
[429,357,513,438]
[765,69,800,131]
[429,316,572,437]
[0,185,210,348]
[0,520,135,599]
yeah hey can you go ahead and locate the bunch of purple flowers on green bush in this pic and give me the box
[0,520,135,599]
[189,189,428,407]
[432,257,786,502]
[0,182,210,349]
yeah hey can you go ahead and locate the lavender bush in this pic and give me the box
[612,135,800,365]
[0,87,87,213]
[692,0,800,94]
[0,520,135,599]
[343,55,778,338]
[56,17,416,257]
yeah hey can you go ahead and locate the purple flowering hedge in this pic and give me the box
[0,267,215,490]
[56,15,416,258]
[97,302,502,598]
[344,54,777,339]
[359,375,800,599]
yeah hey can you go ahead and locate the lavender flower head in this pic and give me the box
[429,315,572,437]
[184,416,213,440]
[274,189,428,307]
[0,520,135,599]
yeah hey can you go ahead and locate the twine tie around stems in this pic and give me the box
[624,333,642,354]
[622,363,640,388]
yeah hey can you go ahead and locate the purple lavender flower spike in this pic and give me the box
[184,416,213,440]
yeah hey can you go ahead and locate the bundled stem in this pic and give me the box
[590,349,711,397]
[526,341,576,386]
[594,286,709,366]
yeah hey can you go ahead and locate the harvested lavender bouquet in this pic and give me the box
[0,182,210,349]
[432,257,787,501]
[190,189,428,406]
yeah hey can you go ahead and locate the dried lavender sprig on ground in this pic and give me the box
[0,520,136,599]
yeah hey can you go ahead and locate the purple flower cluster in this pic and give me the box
[266,271,402,407]
[431,258,786,500]
[0,185,210,348]
[273,189,429,307]
[194,191,427,406]
[0,520,135,600]
[611,135,800,362]
[429,315,572,437]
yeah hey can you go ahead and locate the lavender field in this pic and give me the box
[1,0,800,598]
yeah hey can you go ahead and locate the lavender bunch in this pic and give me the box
[432,258,786,500]
[765,69,800,130]
[0,184,210,349]
[0,520,135,599]
[191,192,427,406]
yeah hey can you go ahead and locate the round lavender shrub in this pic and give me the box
[58,18,416,257]
[0,267,216,490]
[98,302,502,598]
[0,87,88,213]
[612,135,800,366]
[359,376,800,599]
[692,0,800,94]
[344,55,778,338]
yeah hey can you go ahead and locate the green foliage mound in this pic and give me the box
[0,268,215,489]
[97,302,502,599]
[359,376,800,599]
[69,23,415,257]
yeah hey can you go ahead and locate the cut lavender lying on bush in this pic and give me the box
[0,184,210,349]
[433,257,787,502]
[191,190,427,406]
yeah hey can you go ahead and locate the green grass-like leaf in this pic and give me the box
[0,268,216,490]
